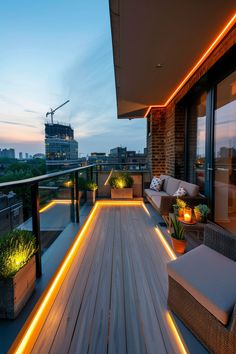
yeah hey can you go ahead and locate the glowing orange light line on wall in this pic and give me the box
[144,13,236,117]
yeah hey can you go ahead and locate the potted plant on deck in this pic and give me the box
[0,230,37,319]
[194,204,210,223]
[109,172,134,199]
[173,198,186,218]
[86,181,98,205]
[170,216,186,254]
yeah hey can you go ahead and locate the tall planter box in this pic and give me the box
[86,190,96,205]
[111,188,133,199]
[0,256,36,319]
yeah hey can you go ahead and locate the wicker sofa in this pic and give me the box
[144,175,207,216]
[167,224,236,354]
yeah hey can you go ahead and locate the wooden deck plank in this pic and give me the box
[120,207,147,354]
[124,207,168,354]
[108,207,126,354]
[130,207,180,354]
[87,207,115,354]
[49,206,106,354]
[31,207,102,353]
[29,202,202,354]
[68,207,111,354]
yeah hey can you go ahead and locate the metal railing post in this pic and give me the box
[31,183,42,278]
[90,166,93,181]
[70,174,75,223]
[75,171,80,223]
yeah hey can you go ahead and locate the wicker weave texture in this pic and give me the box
[168,276,236,354]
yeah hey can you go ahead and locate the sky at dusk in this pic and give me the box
[0,0,146,157]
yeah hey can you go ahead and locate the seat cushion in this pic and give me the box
[165,177,180,196]
[167,245,236,325]
[160,175,170,192]
[179,180,199,197]
[151,191,169,208]
[144,188,159,198]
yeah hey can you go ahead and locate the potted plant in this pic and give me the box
[194,204,210,223]
[109,172,134,199]
[0,230,37,319]
[86,180,98,205]
[173,198,186,218]
[170,216,186,254]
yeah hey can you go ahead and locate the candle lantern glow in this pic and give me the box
[184,207,192,223]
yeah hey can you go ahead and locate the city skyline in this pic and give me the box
[0,0,146,156]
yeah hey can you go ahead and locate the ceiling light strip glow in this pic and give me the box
[144,13,236,117]
[9,200,143,353]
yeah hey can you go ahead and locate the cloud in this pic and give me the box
[0,120,37,128]
[24,109,40,114]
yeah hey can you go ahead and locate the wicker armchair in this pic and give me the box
[167,224,236,354]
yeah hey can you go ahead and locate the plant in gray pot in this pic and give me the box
[170,216,186,254]
[86,181,98,205]
[109,172,134,199]
[0,230,37,319]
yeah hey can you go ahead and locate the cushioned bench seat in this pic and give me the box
[167,245,236,325]
[144,174,207,216]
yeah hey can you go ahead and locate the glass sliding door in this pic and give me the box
[187,92,207,193]
[214,71,236,233]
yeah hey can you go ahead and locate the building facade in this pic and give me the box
[0,148,15,159]
[45,123,78,170]
[109,4,236,234]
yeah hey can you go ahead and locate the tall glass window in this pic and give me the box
[187,92,207,192]
[214,71,236,233]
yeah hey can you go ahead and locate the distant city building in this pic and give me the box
[0,191,23,238]
[25,152,29,159]
[0,148,15,159]
[19,152,23,160]
[87,152,108,165]
[33,153,45,159]
[108,147,147,168]
[45,122,78,171]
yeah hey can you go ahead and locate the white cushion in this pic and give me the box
[150,177,163,191]
[173,186,187,197]
[167,245,236,325]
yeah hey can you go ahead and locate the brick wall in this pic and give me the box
[148,24,236,179]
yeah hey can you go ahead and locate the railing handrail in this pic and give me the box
[0,164,96,188]
[0,162,150,189]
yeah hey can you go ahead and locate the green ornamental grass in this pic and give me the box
[0,230,36,279]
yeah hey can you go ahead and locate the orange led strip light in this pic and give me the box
[144,13,236,117]
[9,200,143,353]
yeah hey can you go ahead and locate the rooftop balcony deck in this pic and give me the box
[9,200,207,354]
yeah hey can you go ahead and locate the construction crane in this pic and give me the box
[46,100,70,124]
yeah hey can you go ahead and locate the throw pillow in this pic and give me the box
[150,177,163,191]
[173,186,187,197]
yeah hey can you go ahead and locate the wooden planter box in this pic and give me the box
[86,190,96,205]
[111,188,133,199]
[0,256,36,319]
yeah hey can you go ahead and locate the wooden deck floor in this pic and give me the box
[29,203,190,353]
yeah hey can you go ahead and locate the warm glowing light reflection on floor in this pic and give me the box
[10,200,185,353]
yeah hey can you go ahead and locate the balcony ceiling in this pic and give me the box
[109,0,236,118]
